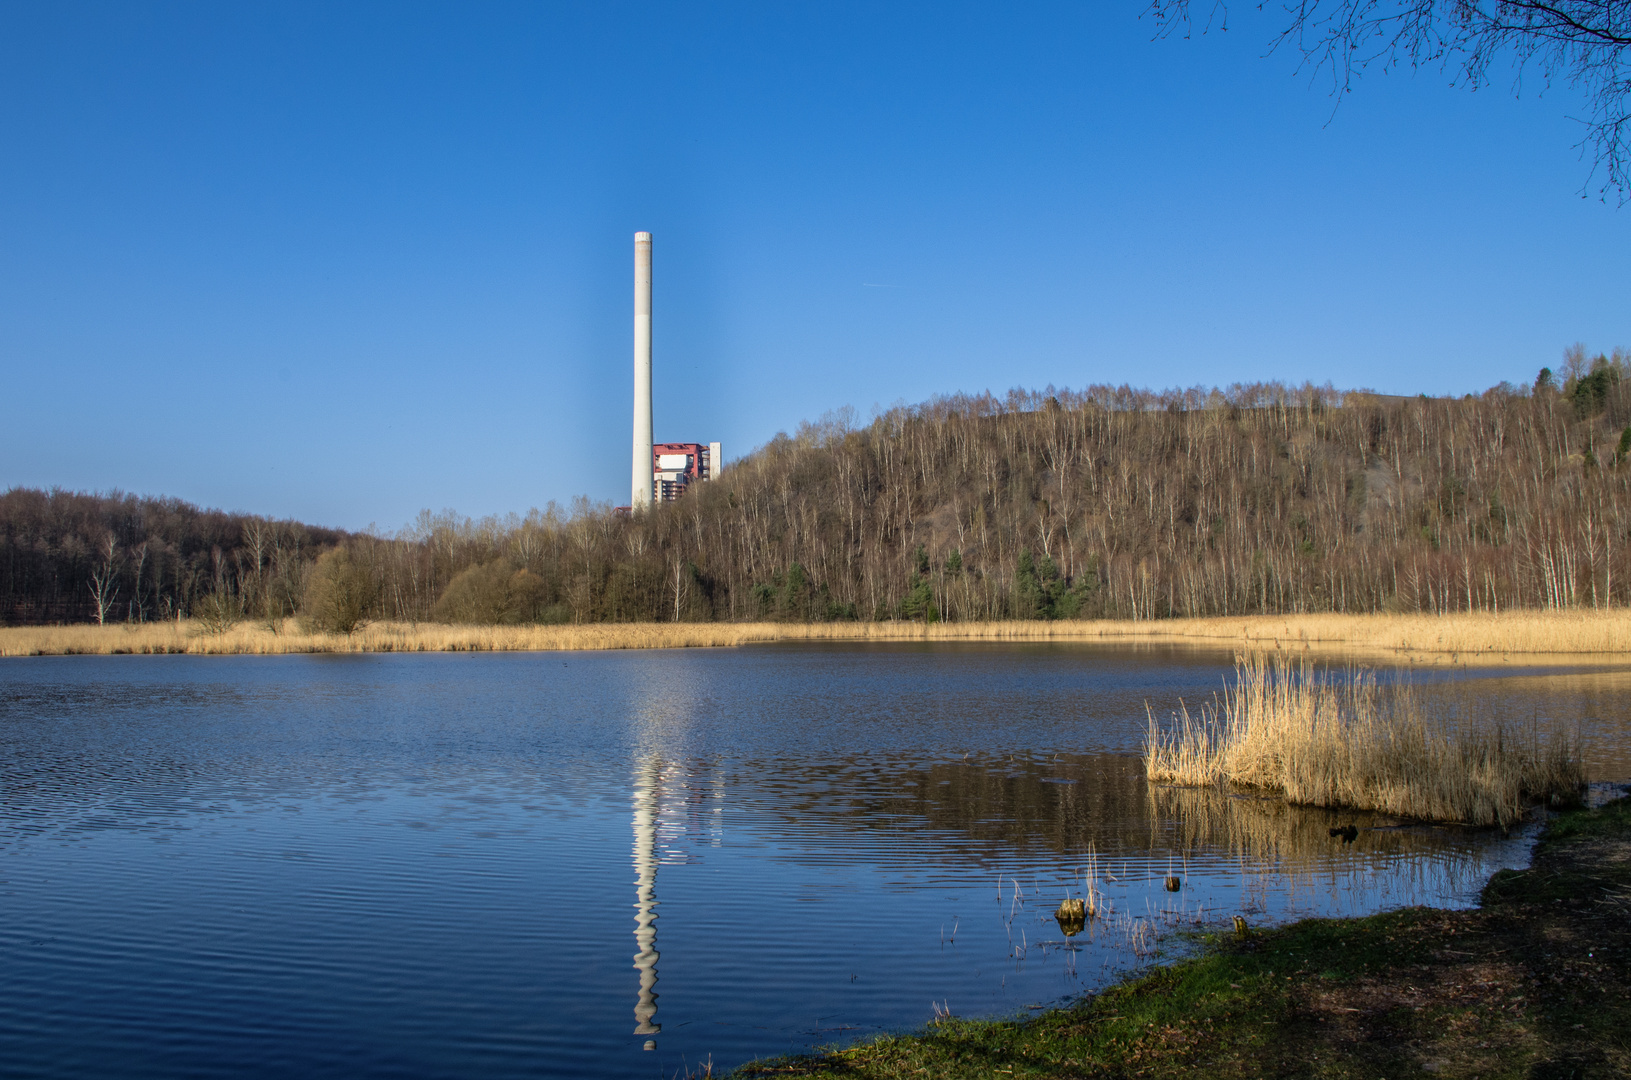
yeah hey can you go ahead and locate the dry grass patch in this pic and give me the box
[1146,653,1585,825]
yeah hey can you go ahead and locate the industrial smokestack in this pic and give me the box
[631,231,654,507]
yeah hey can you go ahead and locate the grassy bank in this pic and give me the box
[6,610,1631,660]
[736,792,1631,1079]
[1146,654,1585,825]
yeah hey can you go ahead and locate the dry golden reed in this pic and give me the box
[0,620,760,657]
[1145,653,1585,826]
[772,609,1631,662]
[4,609,1631,661]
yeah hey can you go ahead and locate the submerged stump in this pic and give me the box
[1055,896,1088,936]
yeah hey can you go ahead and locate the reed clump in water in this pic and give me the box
[1144,653,1585,826]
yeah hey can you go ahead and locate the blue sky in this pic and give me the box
[2,2,1626,530]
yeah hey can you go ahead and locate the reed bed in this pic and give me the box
[1098,609,1631,662]
[709,609,1631,658]
[0,620,763,656]
[1145,654,1585,826]
[4,609,1631,660]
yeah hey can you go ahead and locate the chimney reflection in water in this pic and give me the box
[632,754,661,1049]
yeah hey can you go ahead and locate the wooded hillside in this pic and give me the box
[0,489,344,625]
[6,352,1629,627]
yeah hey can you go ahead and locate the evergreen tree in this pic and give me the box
[1015,549,1044,618]
[900,545,935,621]
[783,562,810,620]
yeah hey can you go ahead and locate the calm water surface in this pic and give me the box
[2,643,1628,1079]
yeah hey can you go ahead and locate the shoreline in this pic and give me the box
[735,789,1631,1079]
[5,610,1631,664]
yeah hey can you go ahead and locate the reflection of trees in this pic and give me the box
[725,754,1158,868]
[882,756,1153,858]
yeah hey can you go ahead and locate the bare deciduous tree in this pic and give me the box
[672,554,690,622]
[88,534,119,626]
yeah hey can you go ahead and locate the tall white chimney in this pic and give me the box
[631,231,654,507]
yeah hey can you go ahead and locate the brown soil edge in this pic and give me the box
[733,788,1631,1079]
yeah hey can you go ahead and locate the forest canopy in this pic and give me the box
[5,352,1630,628]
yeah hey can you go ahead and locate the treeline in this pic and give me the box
[6,347,1631,628]
[0,488,346,625]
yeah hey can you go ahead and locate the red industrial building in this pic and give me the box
[620,231,722,513]
[652,442,721,503]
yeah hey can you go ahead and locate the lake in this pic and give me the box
[2,643,1628,1079]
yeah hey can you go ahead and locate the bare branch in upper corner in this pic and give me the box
[1145,0,1631,201]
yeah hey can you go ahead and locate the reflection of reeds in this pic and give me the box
[1149,784,1448,866]
[1145,653,1584,826]
[1140,788,1467,941]
[1083,842,1106,917]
